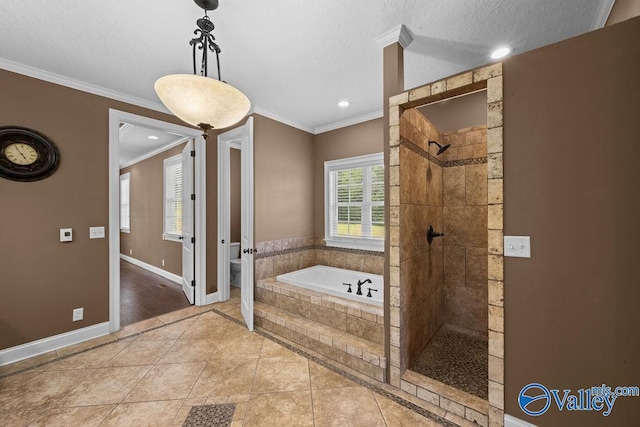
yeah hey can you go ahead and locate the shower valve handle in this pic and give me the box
[427,225,445,244]
[342,283,352,293]
[367,288,378,298]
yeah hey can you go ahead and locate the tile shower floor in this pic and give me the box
[411,324,488,400]
[0,289,448,427]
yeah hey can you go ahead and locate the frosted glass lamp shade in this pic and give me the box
[154,74,251,130]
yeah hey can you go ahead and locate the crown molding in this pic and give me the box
[375,24,413,49]
[0,57,170,115]
[250,106,315,134]
[2,55,384,138]
[314,110,383,135]
[119,136,189,169]
[592,0,615,29]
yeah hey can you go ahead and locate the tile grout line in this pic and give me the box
[5,303,455,426]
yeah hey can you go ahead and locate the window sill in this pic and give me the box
[163,234,182,243]
[324,238,384,252]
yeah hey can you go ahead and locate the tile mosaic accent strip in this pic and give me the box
[255,244,383,259]
[400,136,487,168]
[255,245,315,259]
[183,403,236,427]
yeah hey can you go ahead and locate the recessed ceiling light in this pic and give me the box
[338,100,350,108]
[491,46,511,59]
[148,135,159,140]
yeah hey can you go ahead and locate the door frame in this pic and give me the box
[108,109,207,333]
[216,117,254,308]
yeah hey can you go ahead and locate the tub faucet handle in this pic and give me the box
[342,283,352,293]
[367,288,378,298]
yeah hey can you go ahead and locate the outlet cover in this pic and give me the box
[72,308,84,321]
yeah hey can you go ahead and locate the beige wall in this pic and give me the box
[313,118,384,236]
[254,115,315,242]
[120,143,186,275]
[606,0,640,25]
[0,69,191,350]
[503,17,640,426]
[229,147,241,243]
[398,109,444,371]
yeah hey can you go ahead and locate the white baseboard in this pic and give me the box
[205,292,219,305]
[0,322,110,367]
[120,254,182,285]
[505,414,537,427]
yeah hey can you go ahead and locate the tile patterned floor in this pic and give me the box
[411,324,488,400]
[0,289,447,427]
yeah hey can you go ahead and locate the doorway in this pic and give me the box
[108,110,207,333]
[217,117,255,330]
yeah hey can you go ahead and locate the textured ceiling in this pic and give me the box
[0,0,613,134]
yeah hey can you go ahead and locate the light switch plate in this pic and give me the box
[89,226,105,239]
[60,228,73,242]
[504,236,531,258]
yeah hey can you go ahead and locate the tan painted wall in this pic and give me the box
[254,115,314,242]
[0,69,192,350]
[120,143,186,275]
[313,118,384,236]
[229,147,241,243]
[503,17,640,426]
[606,0,640,25]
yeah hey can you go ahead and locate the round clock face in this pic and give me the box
[0,127,60,182]
[4,142,39,165]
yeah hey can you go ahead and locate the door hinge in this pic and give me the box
[190,150,196,157]
[191,193,196,201]
[191,280,195,287]
[191,237,196,244]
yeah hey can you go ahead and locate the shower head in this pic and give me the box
[428,140,451,155]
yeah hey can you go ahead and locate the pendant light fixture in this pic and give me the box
[155,0,250,137]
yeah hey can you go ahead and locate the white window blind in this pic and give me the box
[163,154,183,240]
[325,153,384,251]
[120,173,130,232]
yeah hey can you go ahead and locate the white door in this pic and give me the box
[181,140,195,304]
[240,118,254,330]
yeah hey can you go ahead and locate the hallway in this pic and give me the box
[120,260,191,327]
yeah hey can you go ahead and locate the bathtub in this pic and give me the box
[277,265,383,306]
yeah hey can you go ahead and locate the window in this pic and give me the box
[163,154,183,241]
[325,153,384,251]
[120,173,130,232]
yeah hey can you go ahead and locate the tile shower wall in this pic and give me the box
[442,126,489,333]
[254,237,384,282]
[398,109,445,372]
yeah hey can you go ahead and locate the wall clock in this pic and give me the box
[0,126,60,182]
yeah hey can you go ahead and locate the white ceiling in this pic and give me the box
[0,0,614,134]
[119,124,185,168]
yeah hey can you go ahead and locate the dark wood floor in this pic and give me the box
[120,260,191,327]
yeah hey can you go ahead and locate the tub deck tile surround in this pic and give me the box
[388,62,504,427]
[255,278,386,382]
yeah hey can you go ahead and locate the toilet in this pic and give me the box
[229,242,242,287]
